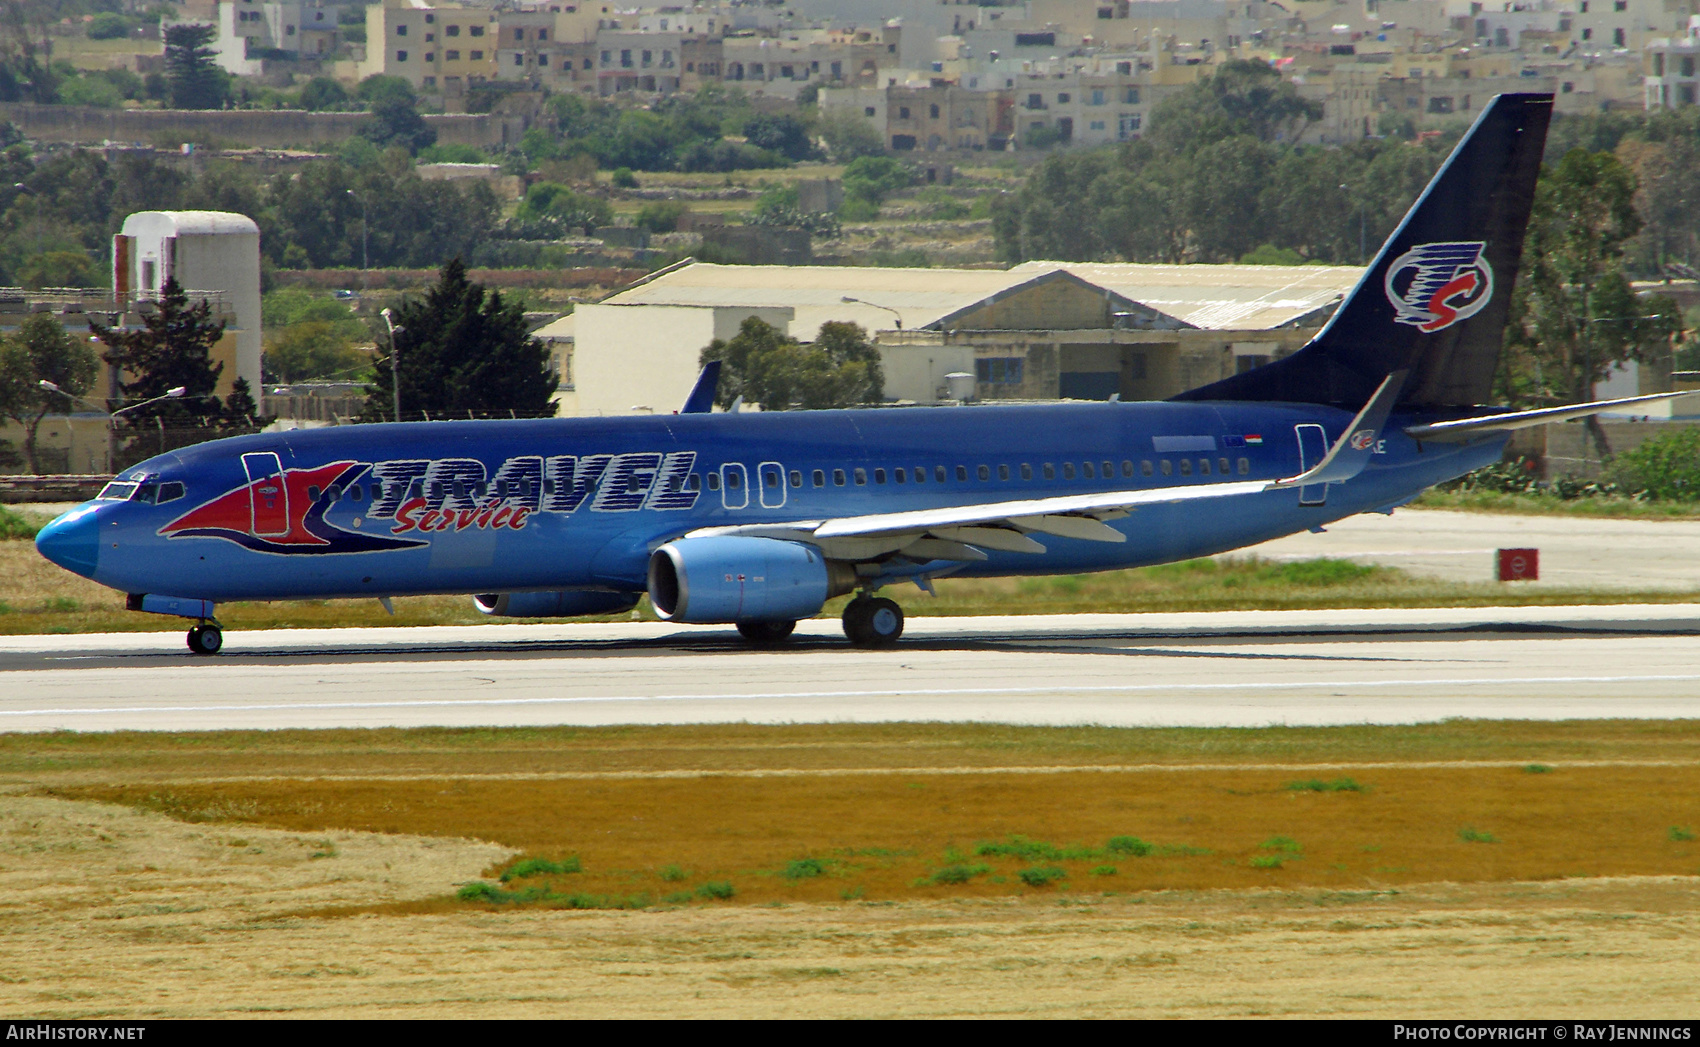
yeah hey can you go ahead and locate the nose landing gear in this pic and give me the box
[842,595,903,647]
[187,621,223,655]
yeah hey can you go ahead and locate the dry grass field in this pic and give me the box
[4,722,1700,1016]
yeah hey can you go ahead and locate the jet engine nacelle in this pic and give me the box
[473,590,640,618]
[647,536,854,624]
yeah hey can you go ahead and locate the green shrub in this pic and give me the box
[1260,836,1303,854]
[696,881,735,900]
[1458,827,1497,843]
[659,864,686,882]
[610,167,638,188]
[457,882,502,902]
[1606,428,1700,501]
[635,200,688,233]
[783,858,826,880]
[1670,826,1696,842]
[1249,854,1285,869]
[926,863,990,885]
[1106,836,1152,856]
[500,856,581,882]
[1091,865,1117,876]
[1018,865,1067,887]
[1524,764,1553,774]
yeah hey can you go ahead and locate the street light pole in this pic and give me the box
[381,307,404,423]
[840,295,903,330]
[40,382,185,473]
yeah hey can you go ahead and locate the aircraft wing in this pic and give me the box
[685,479,1268,560]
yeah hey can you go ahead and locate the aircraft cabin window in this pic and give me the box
[1083,462,1096,479]
[914,467,926,483]
[834,469,846,486]
[1199,459,1211,476]
[1102,461,1114,479]
[1237,457,1250,475]
[307,485,323,502]
[725,471,742,489]
[346,483,362,501]
[706,472,721,491]
[955,466,967,481]
[1043,463,1055,480]
[1179,459,1192,476]
[874,468,886,484]
[812,469,825,487]
[998,464,1010,481]
[1121,460,1134,478]
[763,468,781,488]
[1020,463,1032,480]
[976,464,990,481]
[935,466,947,482]
[1063,463,1076,480]
[1141,460,1154,477]
[1219,458,1231,475]
[894,468,906,484]
[789,470,803,488]
[1160,460,1173,476]
[684,474,701,491]
[854,468,867,485]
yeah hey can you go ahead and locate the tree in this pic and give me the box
[818,111,885,162]
[17,249,99,289]
[700,317,884,411]
[163,23,227,110]
[360,260,558,422]
[299,76,351,111]
[361,91,436,154]
[0,313,99,474]
[1502,149,1681,456]
[90,278,242,464]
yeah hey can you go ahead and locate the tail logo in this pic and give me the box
[1384,241,1494,333]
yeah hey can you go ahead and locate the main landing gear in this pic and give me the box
[186,621,223,655]
[842,595,903,647]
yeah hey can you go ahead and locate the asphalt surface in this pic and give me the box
[4,605,1699,732]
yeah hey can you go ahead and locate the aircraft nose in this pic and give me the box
[35,507,101,579]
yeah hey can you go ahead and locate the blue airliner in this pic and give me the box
[32,93,1674,654]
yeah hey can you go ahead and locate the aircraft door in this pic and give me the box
[1294,424,1328,506]
[758,461,786,509]
[241,451,290,535]
[720,463,749,509]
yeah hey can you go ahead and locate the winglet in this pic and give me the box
[680,361,721,414]
[1267,370,1408,490]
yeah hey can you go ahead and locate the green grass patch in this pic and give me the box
[696,881,735,900]
[1669,826,1695,842]
[659,863,686,882]
[1091,865,1118,876]
[1524,764,1553,774]
[1284,778,1366,793]
[1106,835,1152,856]
[1414,489,1700,519]
[0,507,40,541]
[1260,836,1303,854]
[1458,827,1497,843]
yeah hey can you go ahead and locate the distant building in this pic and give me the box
[112,211,262,400]
[1646,16,1700,107]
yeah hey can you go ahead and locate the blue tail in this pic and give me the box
[1175,92,1553,411]
[680,360,721,414]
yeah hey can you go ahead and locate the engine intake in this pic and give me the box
[648,536,854,623]
[473,591,640,618]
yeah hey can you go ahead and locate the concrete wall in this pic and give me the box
[571,303,795,416]
[0,103,516,149]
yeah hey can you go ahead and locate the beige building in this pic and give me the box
[358,0,500,91]
[561,260,1360,415]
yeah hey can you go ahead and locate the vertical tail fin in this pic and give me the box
[1175,92,1553,410]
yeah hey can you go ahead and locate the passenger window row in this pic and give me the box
[696,457,1252,489]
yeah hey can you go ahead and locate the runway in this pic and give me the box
[5,604,1700,732]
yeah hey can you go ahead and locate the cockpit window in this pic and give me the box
[133,483,159,504]
[97,482,138,501]
[156,481,185,504]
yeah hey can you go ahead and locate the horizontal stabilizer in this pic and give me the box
[1403,391,1690,441]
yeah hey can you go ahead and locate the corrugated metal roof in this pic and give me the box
[603,260,1363,335]
[602,262,1039,334]
[1014,261,1364,330]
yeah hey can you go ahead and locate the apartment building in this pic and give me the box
[1646,14,1700,105]
[357,0,500,91]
